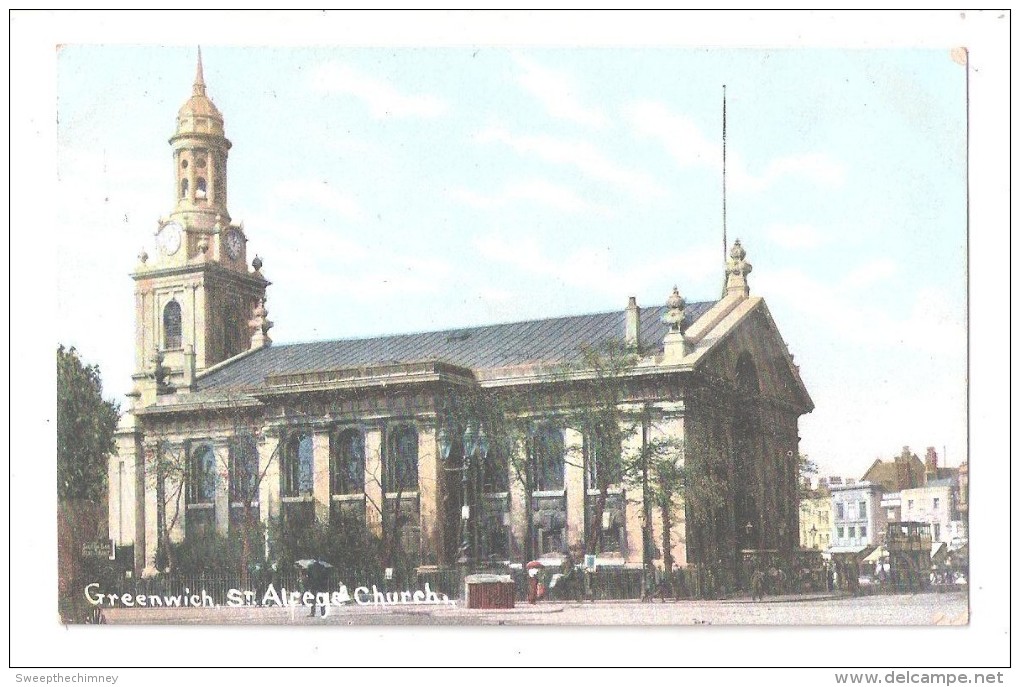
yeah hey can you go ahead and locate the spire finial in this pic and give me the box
[193,46,206,96]
[725,239,752,298]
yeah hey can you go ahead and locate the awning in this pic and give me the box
[863,546,887,563]
[827,545,876,562]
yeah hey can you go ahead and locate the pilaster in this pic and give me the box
[258,433,281,527]
[508,438,528,561]
[142,443,160,576]
[364,428,384,538]
[417,425,440,567]
[312,430,331,525]
[214,443,230,536]
[564,427,585,555]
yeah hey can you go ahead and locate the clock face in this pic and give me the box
[157,222,183,255]
[225,228,244,260]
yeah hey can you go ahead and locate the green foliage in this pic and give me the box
[57,345,120,502]
[170,532,243,576]
[271,512,388,584]
[799,453,819,498]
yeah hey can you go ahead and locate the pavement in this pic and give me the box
[99,591,968,626]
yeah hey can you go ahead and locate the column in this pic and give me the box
[110,421,141,547]
[417,425,440,567]
[364,427,384,538]
[649,402,687,568]
[312,430,331,525]
[214,443,230,536]
[142,442,159,576]
[564,427,585,555]
[621,415,645,566]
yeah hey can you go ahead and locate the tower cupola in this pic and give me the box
[169,47,232,229]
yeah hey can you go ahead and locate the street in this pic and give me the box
[100,591,967,626]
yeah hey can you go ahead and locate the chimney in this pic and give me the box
[925,447,938,481]
[625,296,640,350]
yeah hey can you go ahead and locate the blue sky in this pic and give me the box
[55,45,967,480]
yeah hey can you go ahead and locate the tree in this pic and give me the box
[798,453,819,499]
[57,345,120,622]
[57,345,120,502]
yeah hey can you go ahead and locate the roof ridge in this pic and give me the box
[271,297,714,348]
[269,300,713,349]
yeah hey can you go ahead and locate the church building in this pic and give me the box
[108,54,814,583]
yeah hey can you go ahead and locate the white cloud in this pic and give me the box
[765,222,826,250]
[272,179,365,222]
[474,232,717,301]
[625,100,845,192]
[842,258,897,289]
[512,54,606,129]
[626,100,718,169]
[449,179,610,215]
[475,126,667,199]
[310,62,447,118]
[757,266,964,357]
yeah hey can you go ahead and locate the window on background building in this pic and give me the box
[163,300,182,350]
[934,523,941,540]
[859,501,867,518]
[229,434,259,502]
[837,526,844,539]
[283,433,313,497]
[385,425,419,493]
[933,497,940,510]
[847,526,855,539]
[531,424,565,491]
[908,499,914,509]
[860,525,867,539]
[836,503,844,519]
[187,443,216,504]
[331,429,365,495]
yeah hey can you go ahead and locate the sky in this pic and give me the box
[52,43,968,481]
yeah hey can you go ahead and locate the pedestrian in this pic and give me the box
[750,569,765,601]
[306,562,327,617]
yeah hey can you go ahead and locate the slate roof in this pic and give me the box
[196,301,715,393]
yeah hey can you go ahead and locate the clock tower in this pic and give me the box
[130,49,269,403]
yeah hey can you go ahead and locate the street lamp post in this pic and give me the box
[448,424,490,573]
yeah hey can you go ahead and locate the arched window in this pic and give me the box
[188,444,216,504]
[180,178,189,199]
[229,434,259,502]
[163,300,182,350]
[332,429,365,495]
[385,425,418,493]
[196,177,207,200]
[283,433,313,497]
[531,425,565,491]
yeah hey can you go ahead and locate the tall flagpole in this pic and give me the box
[722,84,728,265]
[722,85,728,296]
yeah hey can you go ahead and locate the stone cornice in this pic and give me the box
[256,360,477,398]
[131,261,270,288]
